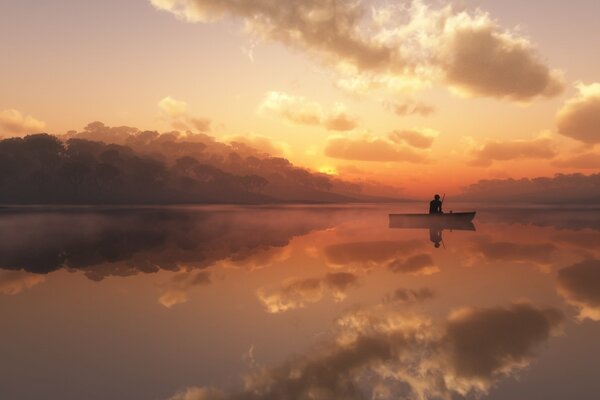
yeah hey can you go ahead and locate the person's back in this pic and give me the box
[429,194,442,214]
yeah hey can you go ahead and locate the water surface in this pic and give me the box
[1,204,599,400]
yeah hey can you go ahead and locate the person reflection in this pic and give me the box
[429,228,442,248]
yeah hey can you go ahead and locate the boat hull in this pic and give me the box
[389,212,476,230]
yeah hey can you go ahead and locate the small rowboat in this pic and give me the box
[389,212,476,230]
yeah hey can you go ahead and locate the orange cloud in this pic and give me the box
[325,135,428,163]
[388,129,438,149]
[0,271,45,295]
[385,100,435,117]
[0,109,46,136]
[469,137,557,167]
[552,152,600,169]
[557,83,600,144]
[258,91,357,131]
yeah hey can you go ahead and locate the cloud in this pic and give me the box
[159,96,211,132]
[0,271,45,295]
[385,100,435,117]
[556,82,600,144]
[388,129,438,149]
[324,239,424,268]
[324,104,359,132]
[257,272,359,313]
[0,109,46,136]
[388,253,439,275]
[158,271,211,308]
[325,135,427,163]
[557,259,600,321]
[470,237,556,266]
[469,137,557,167]
[439,13,565,100]
[159,96,189,118]
[552,152,600,169]
[258,92,357,131]
[444,302,563,387]
[167,302,562,400]
[151,0,563,101]
[224,134,290,157]
[383,287,434,304]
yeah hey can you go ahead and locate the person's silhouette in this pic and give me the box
[429,228,442,248]
[429,194,443,214]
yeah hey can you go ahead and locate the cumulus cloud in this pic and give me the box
[388,128,438,149]
[557,259,600,321]
[385,100,435,117]
[151,0,563,101]
[556,82,600,144]
[257,272,359,313]
[0,109,46,136]
[552,152,600,169]
[439,13,564,100]
[159,96,211,132]
[258,91,357,131]
[469,137,557,167]
[167,301,562,400]
[0,271,45,295]
[325,135,428,163]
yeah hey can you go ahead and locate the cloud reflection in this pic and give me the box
[257,272,359,313]
[557,259,600,321]
[0,271,45,295]
[168,302,563,400]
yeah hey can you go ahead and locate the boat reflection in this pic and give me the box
[389,214,476,248]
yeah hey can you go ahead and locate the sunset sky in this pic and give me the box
[1,0,599,196]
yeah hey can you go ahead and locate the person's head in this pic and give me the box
[434,194,440,200]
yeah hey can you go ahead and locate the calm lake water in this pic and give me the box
[1,204,599,400]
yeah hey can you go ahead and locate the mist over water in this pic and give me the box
[1,204,599,400]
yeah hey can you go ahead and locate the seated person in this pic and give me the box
[429,194,443,214]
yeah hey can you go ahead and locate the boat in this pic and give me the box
[389,212,476,230]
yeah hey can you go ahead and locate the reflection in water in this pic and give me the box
[1,205,600,400]
[0,208,335,280]
[170,302,563,400]
[557,259,600,321]
[389,215,475,249]
[257,272,359,313]
[0,270,45,295]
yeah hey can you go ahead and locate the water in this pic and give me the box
[1,204,599,400]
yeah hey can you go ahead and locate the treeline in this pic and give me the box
[0,132,351,204]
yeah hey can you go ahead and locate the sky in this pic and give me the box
[1,0,599,196]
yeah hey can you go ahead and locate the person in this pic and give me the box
[429,194,443,214]
[429,228,442,248]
